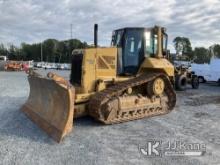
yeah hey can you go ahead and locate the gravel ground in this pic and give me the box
[0,69,220,165]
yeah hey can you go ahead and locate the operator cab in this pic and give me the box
[111,27,168,75]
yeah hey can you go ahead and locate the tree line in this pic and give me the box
[173,37,220,64]
[0,36,220,64]
[0,39,90,63]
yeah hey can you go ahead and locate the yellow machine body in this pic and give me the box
[73,47,174,117]
[21,26,175,142]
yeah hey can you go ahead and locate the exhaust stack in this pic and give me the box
[94,24,98,47]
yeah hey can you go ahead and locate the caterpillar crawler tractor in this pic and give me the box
[22,25,176,142]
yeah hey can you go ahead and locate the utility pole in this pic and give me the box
[69,23,73,58]
[41,41,43,62]
[70,24,73,39]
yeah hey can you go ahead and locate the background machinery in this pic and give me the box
[174,64,199,91]
[22,25,176,142]
[166,51,199,91]
[4,61,23,71]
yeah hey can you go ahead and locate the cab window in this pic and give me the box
[145,31,153,56]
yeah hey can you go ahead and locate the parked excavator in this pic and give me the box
[22,24,176,142]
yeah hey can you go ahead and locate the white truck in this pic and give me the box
[191,57,220,83]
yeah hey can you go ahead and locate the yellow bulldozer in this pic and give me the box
[22,24,176,142]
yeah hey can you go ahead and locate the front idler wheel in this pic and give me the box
[147,77,165,96]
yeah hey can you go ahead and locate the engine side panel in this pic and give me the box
[96,48,117,79]
[80,47,117,94]
[139,57,174,77]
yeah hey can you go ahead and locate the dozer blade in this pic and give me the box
[21,70,75,142]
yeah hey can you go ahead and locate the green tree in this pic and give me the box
[193,47,210,64]
[0,43,8,55]
[173,37,183,56]
[0,38,89,63]
[213,44,220,58]
[8,44,17,60]
[182,37,193,59]
[173,37,193,60]
[43,39,59,62]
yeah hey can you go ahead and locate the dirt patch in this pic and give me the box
[185,95,220,106]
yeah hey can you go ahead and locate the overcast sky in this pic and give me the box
[0,0,220,52]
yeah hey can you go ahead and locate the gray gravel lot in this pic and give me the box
[0,69,220,165]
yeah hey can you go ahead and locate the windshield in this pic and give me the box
[123,29,144,69]
[145,31,159,57]
[162,33,168,56]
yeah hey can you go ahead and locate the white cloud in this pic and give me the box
[0,0,220,52]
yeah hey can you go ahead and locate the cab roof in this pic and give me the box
[113,27,153,31]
